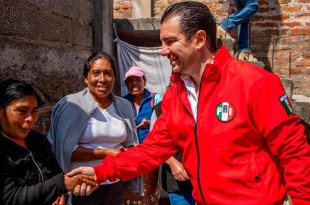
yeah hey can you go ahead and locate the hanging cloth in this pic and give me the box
[115,37,171,96]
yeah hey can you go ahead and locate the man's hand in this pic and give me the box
[66,167,98,196]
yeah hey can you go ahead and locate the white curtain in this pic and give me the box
[115,38,171,96]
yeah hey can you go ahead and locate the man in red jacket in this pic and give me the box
[68,2,310,204]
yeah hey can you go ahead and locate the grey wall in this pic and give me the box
[0,0,93,103]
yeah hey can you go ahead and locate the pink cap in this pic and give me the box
[124,66,145,80]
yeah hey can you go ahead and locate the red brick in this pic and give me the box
[121,4,131,10]
[258,0,269,5]
[303,52,310,58]
[295,60,310,67]
[281,5,302,13]
[277,68,290,76]
[290,68,302,74]
[273,59,291,68]
[253,15,283,21]
[256,22,278,28]
[296,13,310,18]
[291,28,310,35]
[291,43,310,50]
[279,14,292,21]
[282,22,302,28]
[275,51,290,59]
[114,5,121,11]
[291,52,301,59]
[252,29,276,36]
[251,44,266,51]
[258,7,270,13]
[274,44,291,50]
[296,0,310,2]
[278,0,290,4]
[279,36,302,43]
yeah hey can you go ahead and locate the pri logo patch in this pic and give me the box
[216,102,236,122]
[279,93,293,115]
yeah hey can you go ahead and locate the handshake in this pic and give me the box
[65,167,97,196]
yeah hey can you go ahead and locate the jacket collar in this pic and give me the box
[170,45,232,86]
[213,45,234,70]
[82,88,119,115]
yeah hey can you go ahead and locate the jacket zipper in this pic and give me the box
[176,75,208,204]
[29,152,45,182]
[195,67,208,205]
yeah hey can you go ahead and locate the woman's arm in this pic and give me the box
[1,171,97,205]
[0,170,66,205]
[165,156,189,181]
[71,146,120,162]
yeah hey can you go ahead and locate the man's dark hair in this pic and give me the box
[161,1,217,52]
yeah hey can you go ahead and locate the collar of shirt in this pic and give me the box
[179,61,214,121]
[181,74,198,121]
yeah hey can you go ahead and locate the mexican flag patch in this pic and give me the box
[279,93,293,115]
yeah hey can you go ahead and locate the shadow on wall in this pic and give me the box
[251,0,281,73]
[301,119,310,145]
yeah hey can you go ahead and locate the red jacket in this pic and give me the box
[94,46,310,204]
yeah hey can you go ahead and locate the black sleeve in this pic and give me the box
[0,131,68,205]
[0,166,67,205]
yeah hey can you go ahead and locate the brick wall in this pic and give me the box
[114,0,133,18]
[113,0,310,97]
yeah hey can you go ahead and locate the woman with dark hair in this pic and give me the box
[0,79,97,205]
[48,52,142,205]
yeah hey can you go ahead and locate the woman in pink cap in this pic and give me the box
[123,66,162,205]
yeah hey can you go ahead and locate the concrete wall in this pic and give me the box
[0,0,93,103]
[0,0,95,133]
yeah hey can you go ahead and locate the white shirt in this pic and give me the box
[181,74,199,121]
[180,62,214,121]
[71,103,127,184]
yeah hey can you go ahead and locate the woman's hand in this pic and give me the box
[63,173,98,192]
[165,156,190,181]
[66,166,97,196]
[136,118,150,130]
[105,148,120,156]
[120,146,127,152]
[71,146,120,161]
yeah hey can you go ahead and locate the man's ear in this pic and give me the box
[195,30,207,49]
